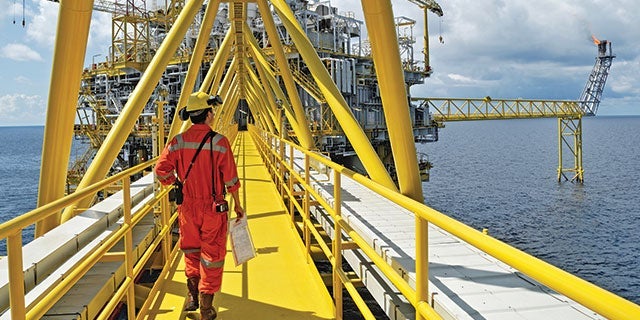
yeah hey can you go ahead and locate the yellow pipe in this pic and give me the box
[256,0,314,150]
[247,52,281,132]
[215,71,239,129]
[61,0,205,223]
[246,61,280,134]
[361,0,423,200]
[219,57,238,100]
[422,7,430,69]
[249,96,272,133]
[222,91,241,132]
[258,130,640,320]
[245,83,275,133]
[122,177,135,319]
[218,86,241,131]
[224,90,241,127]
[558,118,563,182]
[167,0,221,140]
[245,32,305,138]
[200,27,234,94]
[333,170,343,319]
[361,2,427,316]
[36,0,94,236]
[245,83,272,132]
[270,0,397,191]
[244,56,279,131]
[7,232,25,319]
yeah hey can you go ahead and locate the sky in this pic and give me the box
[0,0,638,126]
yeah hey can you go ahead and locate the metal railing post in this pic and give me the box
[122,176,136,319]
[288,144,295,225]
[304,153,311,262]
[7,231,26,320]
[332,169,343,320]
[279,136,285,196]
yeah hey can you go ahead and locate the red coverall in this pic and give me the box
[154,124,240,294]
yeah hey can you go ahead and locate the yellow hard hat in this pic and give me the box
[186,91,211,112]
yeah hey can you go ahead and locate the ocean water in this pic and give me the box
[419,116,640,304]
[0,117,638,305]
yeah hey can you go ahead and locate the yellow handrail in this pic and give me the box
[250,126,439,319]
[0,158,179,319]
[249,125,640,320]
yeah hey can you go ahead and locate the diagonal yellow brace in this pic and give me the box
[61,0,206,223]
[201,28,234,95]
[361,2,427,319]
[246,79,276,133]
[245,31,305,139]
[214,62,239,129]
[36,0,94,236]
[256,0,314,150]
[270,0,396,190]
[220,87,242,131]
[167,0,222,140]
[243,55,279,131]
[361,1,423,199]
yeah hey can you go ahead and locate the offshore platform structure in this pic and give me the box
[68,0,613,192]
[68,0,442,192]
[557,36,615,182]
[413,35,615,183]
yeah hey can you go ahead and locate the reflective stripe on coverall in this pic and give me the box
[154,124,241,294]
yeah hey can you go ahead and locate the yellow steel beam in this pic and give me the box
[201,28,234,95]
[257,128,640,320]
[246,80,276,133]
[36,0,94,236]
[167,0,221,140]
[361,0,423,200]
[219,56,239,102]
[361,3,426,318]
[256,0,314,150]
[214,62,239,129]
[246,90,272,132]
[415,97,584,123]
[216,74,239,131]
[61,0,205,223]
[243,55,279,132]
[220,86,242,131]
[245,31,306,138]
[270,0,397,190]
[246,62,280,134]
[245,79,271,132]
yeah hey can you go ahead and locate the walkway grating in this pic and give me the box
[147,131,334,319]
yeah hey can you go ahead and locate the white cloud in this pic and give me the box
[0,43,42,61]
[26,0,59,47]
[14,75,31,85]
[447,73,476,84]
[0,93,46,126]
[89,11,113,47]
[290,1,640,112]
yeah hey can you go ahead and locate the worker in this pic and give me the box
[154,91,245,320]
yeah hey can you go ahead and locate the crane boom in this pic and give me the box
[46,0,129,15]
[408,0,443,17]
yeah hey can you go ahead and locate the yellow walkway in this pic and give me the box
[147,131,334,319]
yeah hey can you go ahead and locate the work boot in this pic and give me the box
[184,277,200,311]
[199,293,216,320]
